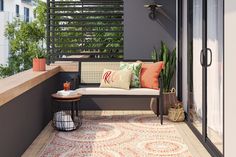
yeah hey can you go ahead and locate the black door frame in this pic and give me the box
[177,0,224,156]
[177,0,183,101]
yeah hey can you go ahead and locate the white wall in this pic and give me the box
[0,0,35,65]
[224,1,236,156]
[3,0,34,20]
[0,12,10,65]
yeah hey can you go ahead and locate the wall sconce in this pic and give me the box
[144,3,163,20]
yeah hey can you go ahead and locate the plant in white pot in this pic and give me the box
[151,41,177,114]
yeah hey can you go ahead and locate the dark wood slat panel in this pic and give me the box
[50,1,123,4]
[52,30,123,33]
[50,3,123,6]
[49,13,123,16]
[49,7,123,10]
[57,58,124,62]
[48,0,124,62]
[50,36,123,39]
[53,41,123,44]
[49,18,123,22]
[50,1,123,3]
[51,47,123,50]
[49,24,123,27]
[51,52,123,56]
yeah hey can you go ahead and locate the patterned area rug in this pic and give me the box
[40,115,192,157]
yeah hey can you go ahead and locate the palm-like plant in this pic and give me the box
[152,41,176,92]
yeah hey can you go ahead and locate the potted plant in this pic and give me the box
[31,43,47,71]
[151,41,177,114]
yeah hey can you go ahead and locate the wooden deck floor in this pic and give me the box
[22,111,211,157]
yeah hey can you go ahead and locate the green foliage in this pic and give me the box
[29,43,47,59]
[152,41,176,92]
[151,47,159,61]
[0,1,46,78]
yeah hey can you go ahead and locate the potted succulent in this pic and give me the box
[30,43,47,71]
[151,41,177,114]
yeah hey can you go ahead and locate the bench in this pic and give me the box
[75,60,164,124]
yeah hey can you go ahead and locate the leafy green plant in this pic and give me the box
[0,1,46,78]
[151,41,176,92]
[151,47,159,61]
[29,43,47,59]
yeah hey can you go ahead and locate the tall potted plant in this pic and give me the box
[30,44,47,71]
[151,41,177,114]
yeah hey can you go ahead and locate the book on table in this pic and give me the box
[56,90,77,96]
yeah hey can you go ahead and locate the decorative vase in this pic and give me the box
[33,58,46,71]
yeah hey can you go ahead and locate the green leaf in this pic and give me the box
[150,41,176,91]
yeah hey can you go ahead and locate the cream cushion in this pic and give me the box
[76,87,160,96]
[100,69,132,90]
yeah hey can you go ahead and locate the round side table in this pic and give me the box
[51,93,82,131]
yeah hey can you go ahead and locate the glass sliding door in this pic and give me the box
[188,0,203,135]
[187,0,224,156]
[206,0,224,153]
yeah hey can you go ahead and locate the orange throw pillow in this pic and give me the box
[140,61,164,89]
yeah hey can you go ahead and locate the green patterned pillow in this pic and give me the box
[120,62,142,88]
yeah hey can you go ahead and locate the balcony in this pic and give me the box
[0,0,230,157]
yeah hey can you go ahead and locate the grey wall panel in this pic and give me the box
[80,97,154,110]
[0,74,59,157]
[124,0,176,60]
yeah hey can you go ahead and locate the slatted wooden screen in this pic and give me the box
[47,0,124,62]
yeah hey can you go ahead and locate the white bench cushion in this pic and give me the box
[76,87,160,96]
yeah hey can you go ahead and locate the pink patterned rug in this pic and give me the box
[40,115,192,157]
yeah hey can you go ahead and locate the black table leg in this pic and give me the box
[75,101,78,117]
[71,102,74,121]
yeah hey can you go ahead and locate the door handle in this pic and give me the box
[200,48,212,67]
[206,48,212,67]
[200,49,204,66]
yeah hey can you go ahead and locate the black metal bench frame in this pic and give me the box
[75,59,164,125]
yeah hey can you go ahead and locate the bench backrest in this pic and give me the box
[78,60,154,85]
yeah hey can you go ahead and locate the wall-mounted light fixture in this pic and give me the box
[144,3,162,20]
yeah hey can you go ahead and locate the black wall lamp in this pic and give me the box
[144,3,163,20]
